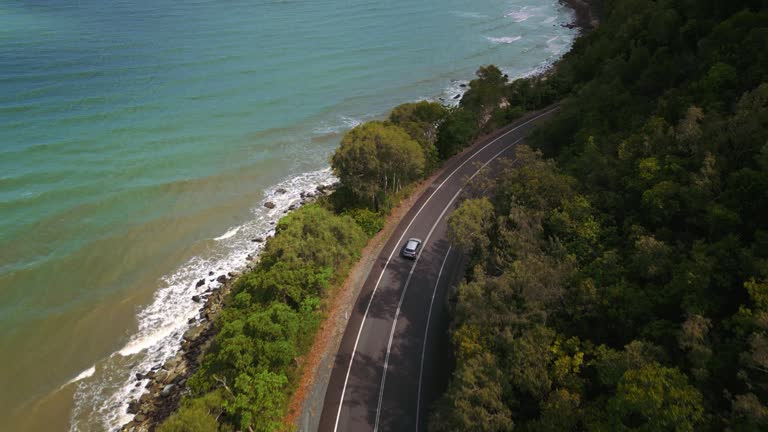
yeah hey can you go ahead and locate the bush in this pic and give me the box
[158,391,224,432]
[167,205,366,431]
[344,208,385,237]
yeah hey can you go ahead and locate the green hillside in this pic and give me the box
[432,1,768,430]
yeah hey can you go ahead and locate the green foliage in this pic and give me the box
[167,205,366,431]
[447,197,494,257]
[435,108,479,159]
[432,2,768,430]
[606,363,704,432]
[389,101,448,170]
[460,65,508,116]
[157,391,224,432]
[331,121,425,209]
[343,207,385,237]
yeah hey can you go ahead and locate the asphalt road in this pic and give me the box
[318,107,558,432]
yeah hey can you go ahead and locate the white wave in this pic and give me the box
[485,35,522,44]
[436,80,470,107]
[506,10,532,23]
[214,226,240,241]
[117,322,182,357]
[62,366,96,388]
[69,168,338,432]
[546,35,569,56]
[450,10,488,19]
[541,16,557,24]
[313,115,363,135]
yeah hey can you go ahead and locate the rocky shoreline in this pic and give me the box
[560,0,601,32]
[117,5,597,430]
[120,182,338,432]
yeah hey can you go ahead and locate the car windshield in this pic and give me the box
[406,240,418,251]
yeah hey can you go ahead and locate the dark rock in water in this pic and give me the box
[216,274,227,283]
[208,271,214,276]
[300,191,306,198]
[161,384,176,397]
[183,325,204,342]
[188,317,196,324]
[127,399,140,414]
[459,83,467,88]
[246,254,253,261]
[264,201,276,209]
[453,94,461,99]
[288,204,297,210]
[252,237,264,243]
[135,373,144,381]
[195,279,205,288]
[151,364,162,371]
[192,295,201,303]
[276,187,288,194]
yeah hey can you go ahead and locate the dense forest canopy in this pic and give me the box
[431,0,768,431]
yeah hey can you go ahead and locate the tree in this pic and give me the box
[447,197,494,257]
[436,108,479,159]
[158,391,224,432]
[429,351,514,432]
[607,363,704,432]
[677,314,713,382]
[389,101,448,170]
[461,65,509,118]
[225,370,288,432]
[331,121,425,209]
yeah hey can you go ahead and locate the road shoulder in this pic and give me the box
[286,108,555,431]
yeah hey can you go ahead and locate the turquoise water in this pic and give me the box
[0,0,576,430]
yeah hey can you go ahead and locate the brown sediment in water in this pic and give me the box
[119,186,337,432]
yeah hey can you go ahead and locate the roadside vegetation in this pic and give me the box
[157,59,517,430]
[431,1,768,431]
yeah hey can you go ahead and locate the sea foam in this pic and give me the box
[62,366,96,388]
[485,35,523,44]
[69,168,337,432]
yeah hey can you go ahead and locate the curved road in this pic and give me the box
[318,107,558,432]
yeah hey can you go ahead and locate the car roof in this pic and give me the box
[406,238,421,248]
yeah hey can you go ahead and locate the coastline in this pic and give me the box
[118,182,339,432]
[560,0,601,31]
[105,4,593,431]
[284,2,601,429]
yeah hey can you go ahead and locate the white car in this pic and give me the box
[401,238,422,259]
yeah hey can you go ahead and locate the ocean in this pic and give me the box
[0,0,576,430]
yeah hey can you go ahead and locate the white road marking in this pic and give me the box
[333,107,556,432]
[373,140,522,432]
[415,246,451,431]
